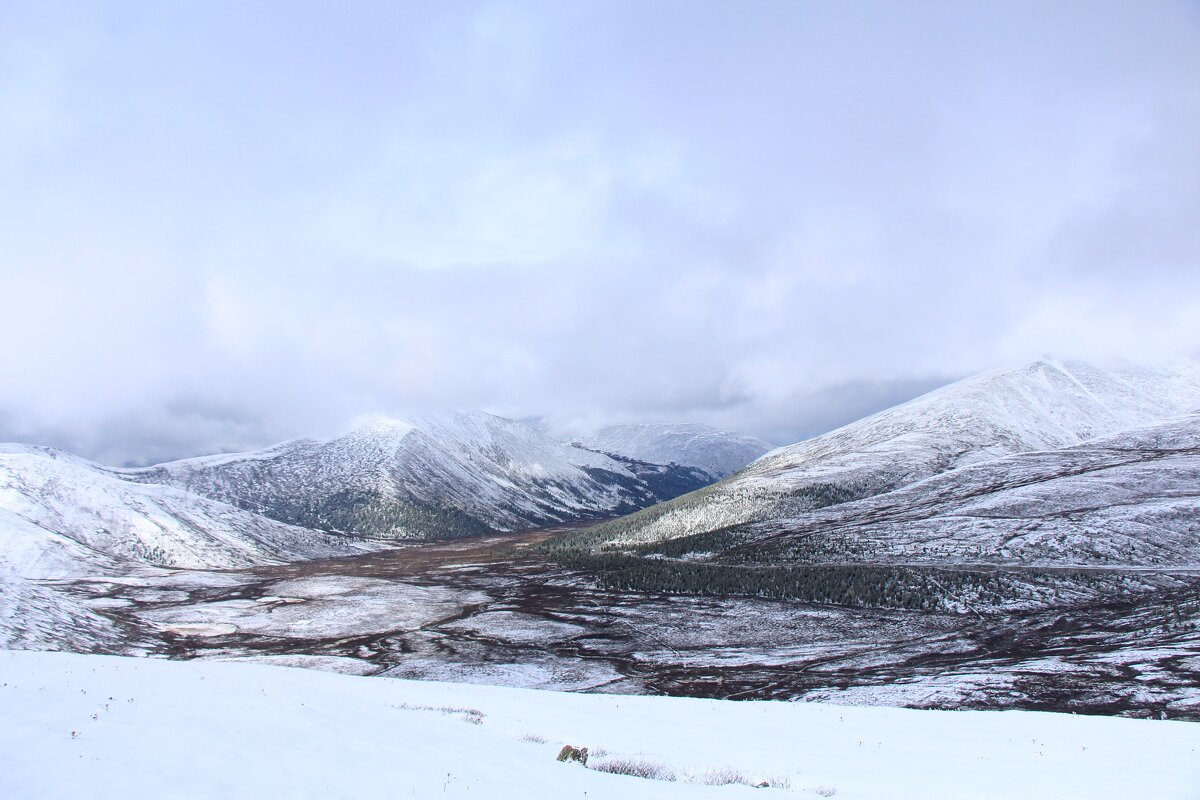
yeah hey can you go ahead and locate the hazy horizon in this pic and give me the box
[7,353,1198,467]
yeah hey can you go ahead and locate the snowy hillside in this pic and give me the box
[572,359,1200,549]
[3,651,1199,800]
[735,412,1200,567]
[577,423,774,479]
[0,446,382,579]
[126,412,711,540]
[0,564,138,653]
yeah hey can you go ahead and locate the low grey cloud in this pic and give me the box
[2,1,1199,464]
[0,397,285,467]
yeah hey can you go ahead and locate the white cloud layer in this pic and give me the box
[2,1,1199,463]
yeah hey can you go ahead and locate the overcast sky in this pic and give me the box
[2,1,1199,464]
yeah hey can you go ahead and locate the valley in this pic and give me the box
[6,360,1200,728]
[48,521,1200,719]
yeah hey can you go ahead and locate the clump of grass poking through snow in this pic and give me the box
[811,785,837,797]
[695,768,791,789]
[519,733,547,744]
[589,757,678,782]
[697,766,752,785]
[390,703,484,725]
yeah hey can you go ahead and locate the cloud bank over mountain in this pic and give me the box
[2,2,1199,463]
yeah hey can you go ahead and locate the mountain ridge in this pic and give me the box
[121,411,714,540]
[562,358,1200,552]
[0,447,383,579]
[721,411,1200,569]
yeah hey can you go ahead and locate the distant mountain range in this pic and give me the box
[5,358,1200,616]
[5,358,1200,714]
[564,358,1200,572]
[574,422,773,479]
[123,412,721,541]
[0,414,768,590]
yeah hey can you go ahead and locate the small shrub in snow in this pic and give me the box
[811,785,837,797]
[519,733,547,744]
[692,767,790,789]
[590,757,678,782]
[391,703,484,725]
[698,766,751,785]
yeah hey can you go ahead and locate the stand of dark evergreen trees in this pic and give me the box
[552,552,1023,611]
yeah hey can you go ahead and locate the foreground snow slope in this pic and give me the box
[579,358,1200,548]
[577,423,774,479]
[2,651,1198,800]
[127,412,711,540]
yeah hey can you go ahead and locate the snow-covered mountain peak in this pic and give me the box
[418,411,626,476]
[346,414,417,441]
[123,411,713,539]
[575,357,1200,549]
[346,410,631,481]
[0,443,98,468]
[752,357,1200,479]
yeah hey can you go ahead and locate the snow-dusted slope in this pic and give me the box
[126,412,711,540]
[573,359,1200,549]
[0,563,134,652]
[4,651,1200,800]
[0,446,380,579]
[576,423,773,479]
[736,412,1200,567]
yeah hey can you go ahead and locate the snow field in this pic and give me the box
[2,650,1199,800]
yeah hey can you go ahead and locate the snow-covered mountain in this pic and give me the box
[0,445,381,579]
[575,423,773,479]
[124,412,712,540]
[570,359,1200,550]
[728,411,1200,567]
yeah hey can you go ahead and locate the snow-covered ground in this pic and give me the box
[138,576,487,639]
[1,650,1197,800]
